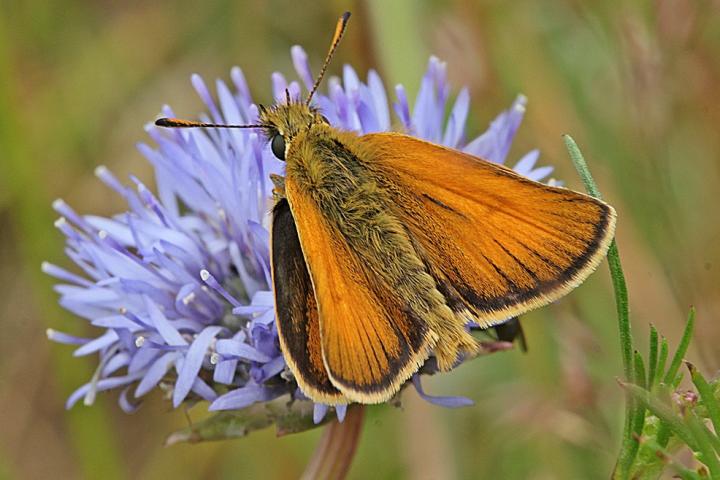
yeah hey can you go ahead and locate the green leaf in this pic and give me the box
[689,362,720,439]
[655,338,669,392]
[621,381,697,451]
[634,350,647,390]
[664,307,696,387]
[635,437,702,480]
[564,136,639,479]
[685,409,720,478]
[629,351,648,462]
[648,325,659,390]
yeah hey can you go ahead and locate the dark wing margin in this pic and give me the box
[270,199,345,404]
[358,133,616,328]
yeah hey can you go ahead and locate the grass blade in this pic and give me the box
[648,325,659,390]
[564,136,638,479]
[688,362,720,441]
[622,381,697,451]
[639,437,703,480]
[664,307,696,386]
[655,338,669,391]
[634,350,647,390]
[686,410,720,478]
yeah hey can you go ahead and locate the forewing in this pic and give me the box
[359,133,616,326]
[271,199,345,404]
[284,179,436,404]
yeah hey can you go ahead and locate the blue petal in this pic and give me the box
[73,330,118,357]
[230,67,253,111]
[526,165,554,182]
[173,325,223,407]
[287,81,302,102]
[190,375,218,402]
[209,383,285,411]
[393,85,412,130]
[272,72,288,103]
[216,339,272,362]
[213,359,238,385]
[66,372,144,409]
[192,74,222,123]
[135,351,178,397]
[513,149,540,175]
[313,403,329,424]
[119,386,140,413]
[251,355,285,383]
[217,79,243,125]
[128,346,159,374]
[412,375,474,408]
[343,64,361,92]
[232,305,272,316]
[91,315,138,329]
[291,45,314,91]
[442,87,470,148]
[46,329,91,345]
[463,95,527,164]
[102,352,130,376]
[145,296,187,346]
[367,70,390,131]
[41,262,93,287]
[335,404,347,422]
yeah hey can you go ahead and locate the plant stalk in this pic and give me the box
[301,406,365,480]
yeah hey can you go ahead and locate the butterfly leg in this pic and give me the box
[493,317,528,352]
[270,174,286,201]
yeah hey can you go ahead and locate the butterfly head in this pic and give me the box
[259,11,350,162]
[258,99,328,161]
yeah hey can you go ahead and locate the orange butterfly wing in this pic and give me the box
[284,177,438,404]
[358,132,616,327]
[270,199,345,404]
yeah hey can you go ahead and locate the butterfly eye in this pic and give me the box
[271,134,286,160]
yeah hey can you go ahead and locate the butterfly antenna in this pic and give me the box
[305,11,351,106]
[154,118,263,129]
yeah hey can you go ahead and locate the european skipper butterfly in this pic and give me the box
[156,12,616,405]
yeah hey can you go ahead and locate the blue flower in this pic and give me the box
[46,46,554,420]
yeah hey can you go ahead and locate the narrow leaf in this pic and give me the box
[664,307,696,386]
[634,350,647,390]
[621,381,697,451]
[686,410,720,478]
[688,362,720,440]
[655,338,669,392]
[639,437,703,480]
[648,325,659,390]
[564,136,637,480]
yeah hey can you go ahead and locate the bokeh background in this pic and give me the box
[1,0,719,478]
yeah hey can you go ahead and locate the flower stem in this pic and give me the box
[301,405,365,480]
[563,135,637,478]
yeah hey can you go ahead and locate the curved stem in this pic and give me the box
[301,405,365,480]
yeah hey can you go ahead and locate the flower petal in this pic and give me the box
[135,351,179,397]
[173,325,223,407]
[412,375,474,408]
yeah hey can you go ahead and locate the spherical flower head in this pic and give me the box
[46,46,555,425]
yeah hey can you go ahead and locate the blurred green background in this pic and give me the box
[1,0,719,478]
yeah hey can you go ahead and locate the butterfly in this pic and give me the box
[156,12,616,405]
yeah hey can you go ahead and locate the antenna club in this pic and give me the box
[155,117,187,128]
[305,11,352,106]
